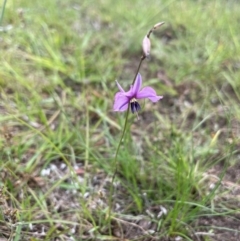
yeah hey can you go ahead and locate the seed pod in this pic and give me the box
[142,35,151,58]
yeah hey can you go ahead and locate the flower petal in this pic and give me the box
[136,86,163,102]
[132,73,142,95]
[115,80,135,98]
[116,80,125,92]
[121,85,135,98]
[113,92,129,111]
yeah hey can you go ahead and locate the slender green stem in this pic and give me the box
[111,107,130,183]
[0,0,8,26]
[108,107,129,219]
[132,56,145,85]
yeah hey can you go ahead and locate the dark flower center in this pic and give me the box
[130,99,141,113]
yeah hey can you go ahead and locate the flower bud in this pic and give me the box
[153,22,165,30]
[142,35,151,58]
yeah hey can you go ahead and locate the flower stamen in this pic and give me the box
[130,98,141,114]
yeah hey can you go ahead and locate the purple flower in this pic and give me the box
[113,73,163,113]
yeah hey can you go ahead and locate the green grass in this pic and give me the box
[1,0,240,240]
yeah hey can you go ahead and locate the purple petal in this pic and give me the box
[115,80,135,98]
[136,86,163,102]
[122,85,135,98]
[113,92,129,111]
[116,80,125,92]
[132,73,142,95]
